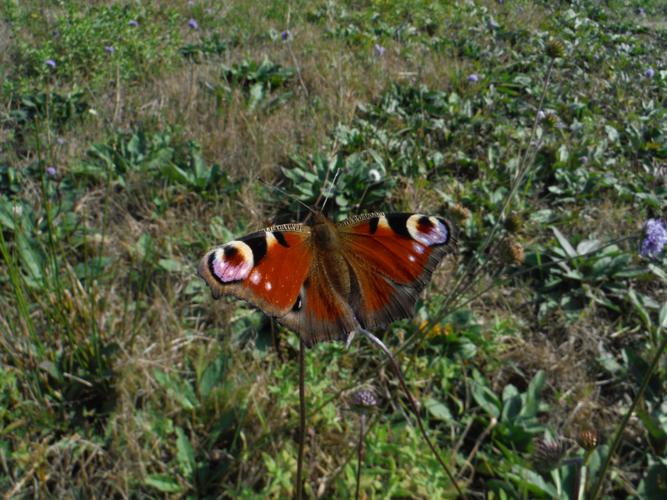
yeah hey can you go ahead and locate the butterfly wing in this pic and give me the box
[338,213,454,330]
[198,224,313,319]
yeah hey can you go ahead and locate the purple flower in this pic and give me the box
[580,156,589,164]
[640,218,667,258]
[187,18,199,30]
[45,59,56,69]
[467,73,479,83]
[104,45,115,54]
[638,8,645,15]
[128,20,139,27]
[281,30,291,41]
[374,44,386,57]
[46,166,57,176]
[537,110,546,121]
[645,67,655,78]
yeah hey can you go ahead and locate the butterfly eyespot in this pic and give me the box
[209,241,254,283]
[406,214,449,246]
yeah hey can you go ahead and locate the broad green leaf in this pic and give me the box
[176,427,195,478]
[659,302,667,330]
[144,474,182,493]
[158,259,183,272]
[551,227,577,258]
[424,398,452,421]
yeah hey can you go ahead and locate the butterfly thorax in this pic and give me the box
[310,216,352,299]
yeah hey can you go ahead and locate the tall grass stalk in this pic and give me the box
[589,302,667,499]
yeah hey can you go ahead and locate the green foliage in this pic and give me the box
[74,129,232,193]
[11,4,182,88]
[2,0,667,497]
[206,57,296,112]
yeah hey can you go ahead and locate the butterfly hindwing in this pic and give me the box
[338,213,454,330]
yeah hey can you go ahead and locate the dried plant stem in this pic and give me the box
[296,338,306,500]
[589,321,667,499]
[355,414,366,500]
[358,329,465,498]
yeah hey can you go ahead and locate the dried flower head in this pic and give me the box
[545,39,565,59]
[504,212,523,233]
[349,389,379,413]
[500,237,525,265]
[577,429,599,451]
[449,203,471,222]
[545,112,559,127]
[532,438,566,472]
[639,218,667,258]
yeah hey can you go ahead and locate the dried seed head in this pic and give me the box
[504,212,523,233]
[546,39,565,59]
[577,429,599,450]
[532,438,566,471]
[500,237,525,265]
[349,389,379,413]
[545,112,559,127]
[449,203,471,222]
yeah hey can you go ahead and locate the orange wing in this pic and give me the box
[338,213,454,330]
[198,225,312,318]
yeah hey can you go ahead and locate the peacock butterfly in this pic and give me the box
[198,211,455,345]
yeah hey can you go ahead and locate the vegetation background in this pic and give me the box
[1,0,666,497]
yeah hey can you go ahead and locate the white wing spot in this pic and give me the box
[250,270,262,285]
[265,281,272,291]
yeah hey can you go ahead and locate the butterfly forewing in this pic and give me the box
[338,213,454,329]
[198,225,312,318]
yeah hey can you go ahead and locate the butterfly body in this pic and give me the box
[199,212,454,345]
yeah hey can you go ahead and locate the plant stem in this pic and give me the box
[358,329,465,498]
[355,414,365,500]
[296,337,306,500]
[589,323,667,499]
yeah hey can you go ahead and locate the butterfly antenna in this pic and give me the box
[259,179,316,216]
[320,168,341,214]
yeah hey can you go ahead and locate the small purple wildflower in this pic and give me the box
[56,137,65,145]
[467,73,479,83]
[645,67,655,79]
[374,44,386,57]
[638,8,646,16]
[45,59,56,69]
[128,20,139,27]
[580,156,589,164]
[281,30,291,41]
[537,110,546,121]
[104,45,115,54]
[46,166,57,176]
[640,218,667,258]
[187,18,199,30]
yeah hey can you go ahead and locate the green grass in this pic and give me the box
[1,0,667,497]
